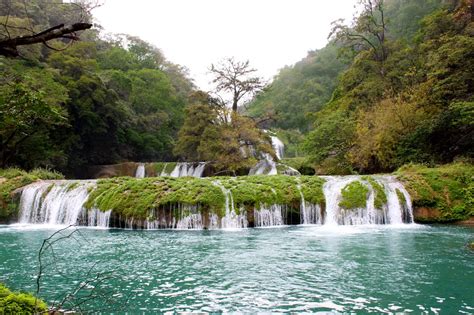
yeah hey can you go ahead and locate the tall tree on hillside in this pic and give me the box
[209,57,264,112]
[0,0,95,58]
[329,0,388,63]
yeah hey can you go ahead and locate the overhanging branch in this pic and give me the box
[0,22,92,57]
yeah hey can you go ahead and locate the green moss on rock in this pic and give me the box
[85,175,326,221]
[363,176,387,209]
[339,181,369,210]
[396,188,406,206]
[397,163,474,222]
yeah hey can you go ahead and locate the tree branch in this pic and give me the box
[0,22,92,57]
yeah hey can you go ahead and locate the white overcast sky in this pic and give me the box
[93,0,358,91]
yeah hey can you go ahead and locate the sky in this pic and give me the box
[93,0,358,91]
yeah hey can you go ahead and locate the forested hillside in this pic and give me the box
[0,1,194,176]
[248,0,472,174]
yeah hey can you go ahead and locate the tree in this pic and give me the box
[209,57,264,112]
[174,92,274,174]
[0,0,95,58]
[0,70,68,168]
[329,0,388,65]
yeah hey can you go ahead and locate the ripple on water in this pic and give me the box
[0,225,472,313]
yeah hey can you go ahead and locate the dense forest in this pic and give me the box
[0,0,195,176]
[248,0,473,174]
[1,0,473,177]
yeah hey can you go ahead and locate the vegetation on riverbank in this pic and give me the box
[248,0,473,175]
[397,163,474,222]
[0,283,47,314]
[0,168,64,222]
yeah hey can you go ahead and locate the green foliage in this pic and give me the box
[280,157,315,175]
[175,101,274,173]
[246,42,349,132]
[303,110,355,174]
[397,163,474,222]
[339,181,369,210]
[0,283,47,314]
[302,1,473,174]
[273,129,305,158]
[363,177,387,209]
[1,1,194,175]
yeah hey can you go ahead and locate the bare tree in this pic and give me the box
[35,225,130,314]
[209,57,265,112]
[0,0,97,58]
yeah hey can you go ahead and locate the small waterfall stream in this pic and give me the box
[212,181,248,229]
[168,162,207,178]
[270,136,284,160]
[297,183,322,225]
[135,164,145,178]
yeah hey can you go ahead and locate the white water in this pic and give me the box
[322,176,414,226]
[248,154,277,176]
[254,204,285,227]
[135,164,145,178]
[213,181,248,229]
[18,181,110,227]
[270,135,284,160]
[248,132,284,175]
[296,181,322,225]
[169,162,206,178]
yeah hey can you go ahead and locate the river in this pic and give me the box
[0,224,472,313]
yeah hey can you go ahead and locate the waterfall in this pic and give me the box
[213,181,248,229]
[297,183,322,224]
[254,204,285,227]
[322,176,414,226]
[249,154,277,176]
[170,162,207,178]
[18,181,110,227]
[270,135,284,160]
[135,164,146,178]
[15,175,414,229]
[160,163,169,176]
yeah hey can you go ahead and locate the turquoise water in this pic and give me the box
[0,225,473,313]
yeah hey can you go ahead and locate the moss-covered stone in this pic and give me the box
[397,163,473,222]
[0,168,64,223]
[339,181,369,210]
[396,188,406,205]
[362,176,387,209]
[0,283,47,314]
[84,175,326,221]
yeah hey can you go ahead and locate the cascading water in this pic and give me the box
[248,154,277,175]
[169,162,207,178]
[322,176,414,226]
[297,183,322,225]
[18,181,110,227]
[212,181,248,229]
[135,164,145,178]
[15,175,414,230]
[270,135,284,160]
[254,204,286,227]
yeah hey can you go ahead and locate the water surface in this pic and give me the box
[0,225,472,313]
